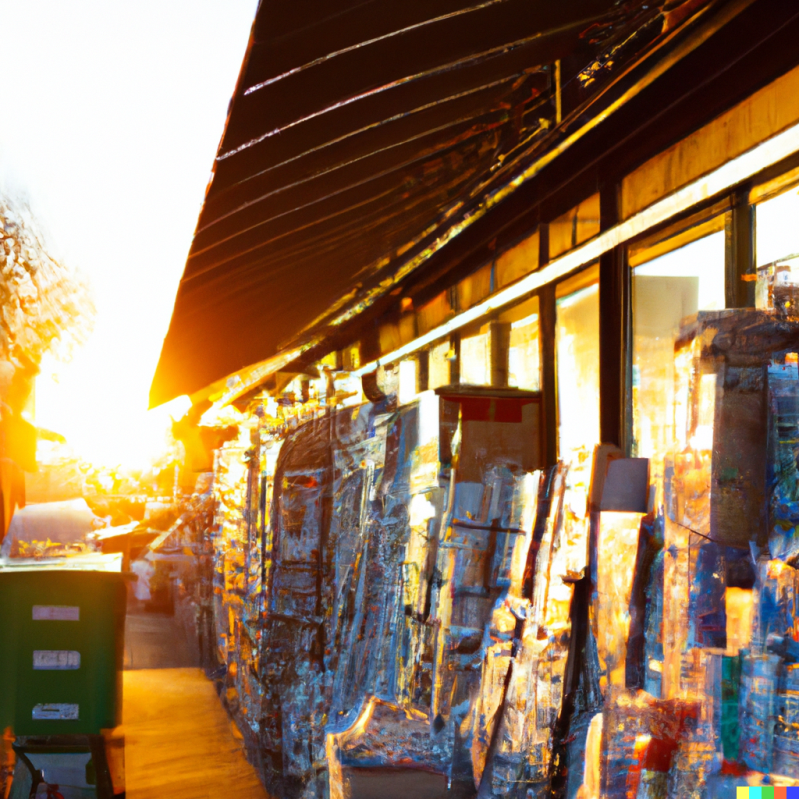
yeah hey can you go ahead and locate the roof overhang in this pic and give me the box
[151,0,794,407]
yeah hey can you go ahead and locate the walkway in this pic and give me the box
[123,605,269,799]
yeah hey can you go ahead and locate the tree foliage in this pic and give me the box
[0,194,94,403]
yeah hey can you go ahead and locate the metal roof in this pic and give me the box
[150,0,701,406]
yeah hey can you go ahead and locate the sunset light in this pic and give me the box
[3,2,799,798]
[0,0,256,470]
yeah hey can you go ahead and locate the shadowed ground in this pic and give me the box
[124,606,196,670]
[345,768,459,799]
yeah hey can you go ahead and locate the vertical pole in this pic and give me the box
[539,287,557,467]
[449,333,461,385]
[599,182,629,450]
[554,60,562,125]
[489,321,511,388]
[416,350,430,393]
[538,223,558,466]
[725,185,756,308]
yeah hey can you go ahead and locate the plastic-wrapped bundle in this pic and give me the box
[774,663,799,777]
[768,361,799,562]
[739,653,782,772]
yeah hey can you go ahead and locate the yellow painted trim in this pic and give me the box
[623,62,799,219]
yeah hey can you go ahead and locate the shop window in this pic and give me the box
[502,296,540,391]
[399,310,416,345]
[417,292,451,336]
[460,328,490,385]
[556,272,600,461]
[379,321,401,355]
[755,182,799,309]
[342,344,360,372]
[756,183,799,267]
[398,358,418,405]
[457,264,492,311]
[496,230,539,289]
[631,229,725,465]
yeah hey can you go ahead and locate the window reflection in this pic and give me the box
[755,185,799,310]
[460,329,489,385]
[429,340,452,389]
[508,314,540,391]
[756,185,799,267]
[631,231,725,466]
[398,359,418,405]
[504,296,540,391]
[556,281,600,461]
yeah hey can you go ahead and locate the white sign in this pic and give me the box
[33,650,81,670]
[32,606,80,621]
[32,703,79,721]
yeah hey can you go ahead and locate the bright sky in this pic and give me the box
[0,0,258,467]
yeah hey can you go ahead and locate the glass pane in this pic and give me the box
[756,185,799,267]
[398,359,418,404]
[755,187,799,310]
[631,231,725,464]
[550,194,601,259]
[556,282,600,461]
[508,309,540,391]
[460,331,489,385]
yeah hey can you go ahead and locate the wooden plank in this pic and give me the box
[621,60,799,219]
[725,186,756,308]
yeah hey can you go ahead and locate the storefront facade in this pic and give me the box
[157,1,799,796]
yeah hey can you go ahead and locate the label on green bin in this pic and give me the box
[32,703,79,720]
[32,605,80,621]
[33,650,80,670]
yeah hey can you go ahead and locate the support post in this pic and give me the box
[726,186,756,308]
[448,333,461,385]
[539,285,557,467]
[489,321,511,388]
[416,350,429,393]
[599,182,629,451]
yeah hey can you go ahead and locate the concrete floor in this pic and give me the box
[122,603,269,798]
[123,667,269,799]
[121,607,466,799]
[124,606,197,670]
[123,605,475,799]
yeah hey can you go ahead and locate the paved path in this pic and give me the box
[122,602,269,799]
[121,607,464,799]
[123,668,269,798]
[124,606,197,670]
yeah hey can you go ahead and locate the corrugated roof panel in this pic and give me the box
[151,0,679,405]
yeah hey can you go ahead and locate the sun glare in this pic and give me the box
[36,348,191,469]
[0,0,257,474]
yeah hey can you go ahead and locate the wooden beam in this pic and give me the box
[598,182,629,450]
[538,224,558,466]
[725,185,756,308]
[489,321,511,388]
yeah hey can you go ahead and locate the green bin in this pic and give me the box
[0,564,126,735]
